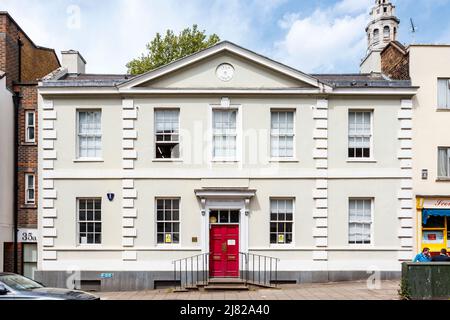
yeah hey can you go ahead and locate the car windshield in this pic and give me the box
[0,274,44,291]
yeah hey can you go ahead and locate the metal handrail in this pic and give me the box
[239,252,280,288]
[173,253,210,290]
[173,251,280,290]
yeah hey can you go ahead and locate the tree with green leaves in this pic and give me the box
[126,25,220,75]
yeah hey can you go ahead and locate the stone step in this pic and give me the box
[208,278,246,285]
[204,284,249,291]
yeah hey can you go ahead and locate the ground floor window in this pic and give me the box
[156,199,180,244]
[270,199,294,244]
[23,244,37,280]
[78,198,102,245]
[349,199,373,245]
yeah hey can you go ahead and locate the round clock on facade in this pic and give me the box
[216,63,235,82]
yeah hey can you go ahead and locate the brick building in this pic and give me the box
[0,12,60,277]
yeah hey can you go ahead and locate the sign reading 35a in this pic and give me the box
[17,229,38,243]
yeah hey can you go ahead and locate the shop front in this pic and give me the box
[417,198,450,254]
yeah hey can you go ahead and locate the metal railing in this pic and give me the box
[240,252,280,288]
[173,253,210,291]
[173,252,280,290]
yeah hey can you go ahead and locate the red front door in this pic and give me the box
[210,225,239,278]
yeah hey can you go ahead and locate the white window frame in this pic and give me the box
[210,106,241,162]
[270,109,296,161]
[348,198,374,246]
[25,173,35,205]
[438,147,450,178]
[77,198,102,246]
[348,110,374,160]
[437,78,450,109]
[269,198,295,248]
[155,198,181,247]
[25,111,35,143]
[154,108,181,160]
[76,110,102,160]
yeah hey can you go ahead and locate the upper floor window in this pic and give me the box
[156,199,180,244]
[155,109,180,159]
[77,111,102,159]
[25,174,35,205]
[25,112,35,143]
[348,111,372,159]
[437,79,450,109]
[213,109,237,160]
[438,147,450,178]
[270,199,294,245]
[78,198,102,245]
[271,111,295,158]
[349,199,373,245]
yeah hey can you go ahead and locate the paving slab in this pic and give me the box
[98,280,400,300]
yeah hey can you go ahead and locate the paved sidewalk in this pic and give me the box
[99,280,400,300]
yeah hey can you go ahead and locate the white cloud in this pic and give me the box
[275,0,371,73]
[334,0,372,15]
[1,0,289,73]
[0,0,376,74]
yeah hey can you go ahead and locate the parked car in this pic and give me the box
[0,273,100,300]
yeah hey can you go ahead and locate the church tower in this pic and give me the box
[360,0,400,73]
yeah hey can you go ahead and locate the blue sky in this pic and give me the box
[2,0,450,74]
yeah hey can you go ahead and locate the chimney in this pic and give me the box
[61,50,86,74]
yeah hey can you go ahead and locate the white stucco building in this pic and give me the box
[35,42,418,290]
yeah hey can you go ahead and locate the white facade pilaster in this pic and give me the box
[313,99,329,261]
[397,99,414,261]
[122,99,138,260]
[41,100,57,260]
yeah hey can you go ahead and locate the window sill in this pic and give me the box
[436,177,450,182]
[73,158,104,163]
[436,108,450,112]
[21,142,37,147]
[21,204,37,210]
[347,158,377,163]
[348,244,374,249]
[152,159,183,163]
[156,244,182,249]
[76,244,103,249]
[269,158,299,163]
[211,159,240,163]
[269,244,296,249]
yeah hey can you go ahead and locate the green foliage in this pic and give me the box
[399,276,411,300]
[126,25,220,75]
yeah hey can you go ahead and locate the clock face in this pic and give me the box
[216,63,235,82]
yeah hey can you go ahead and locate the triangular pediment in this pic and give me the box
[119,42,330,91]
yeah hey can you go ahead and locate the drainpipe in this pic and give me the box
[12,38,23,274]
[12,91,20,274]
